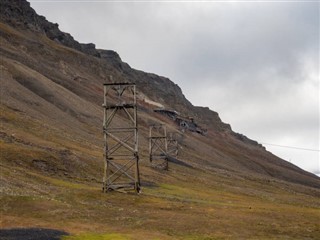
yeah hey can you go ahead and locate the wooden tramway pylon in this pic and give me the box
[102,82,140,193]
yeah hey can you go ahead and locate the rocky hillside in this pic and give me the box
[1,1,320,239]
[1,0,318,185]
[1,0,231,132]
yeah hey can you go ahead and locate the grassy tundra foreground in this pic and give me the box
[1,111,319,239]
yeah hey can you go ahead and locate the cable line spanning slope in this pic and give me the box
[262,142,320,152]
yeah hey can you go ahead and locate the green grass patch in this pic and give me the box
[184,235,221,240]
[0,141,55,164]
[62,233,130,240]
[27,171,98,190]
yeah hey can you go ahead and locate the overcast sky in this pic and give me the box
[29,0,319,176]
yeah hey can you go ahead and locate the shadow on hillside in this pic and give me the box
[0,228,69,240]
[168,156,193,168]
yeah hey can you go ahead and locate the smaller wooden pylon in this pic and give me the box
[167,132,179,158]
[149,124,168,170]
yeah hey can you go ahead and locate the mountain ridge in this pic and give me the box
[1,0,319,186]
[1,0,233,132]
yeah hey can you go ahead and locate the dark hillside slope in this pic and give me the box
[1,0,319,188]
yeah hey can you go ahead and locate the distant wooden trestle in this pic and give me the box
[167,132,179,158]
[102,82,140,193]
[149,124,169,170]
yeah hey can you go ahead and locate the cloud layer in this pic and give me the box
[30,1,319,175]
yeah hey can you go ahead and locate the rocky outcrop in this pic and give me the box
[1,0,42,31]
[98,49,122,61]
[231,132,265,149]
[81,43,100,57]
[193,106,231,132]
[97,49,131,71]
[0,0,99,57]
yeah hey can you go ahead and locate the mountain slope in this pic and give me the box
[1,1,319,239]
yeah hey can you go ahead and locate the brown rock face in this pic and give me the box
[1,0,99,56]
